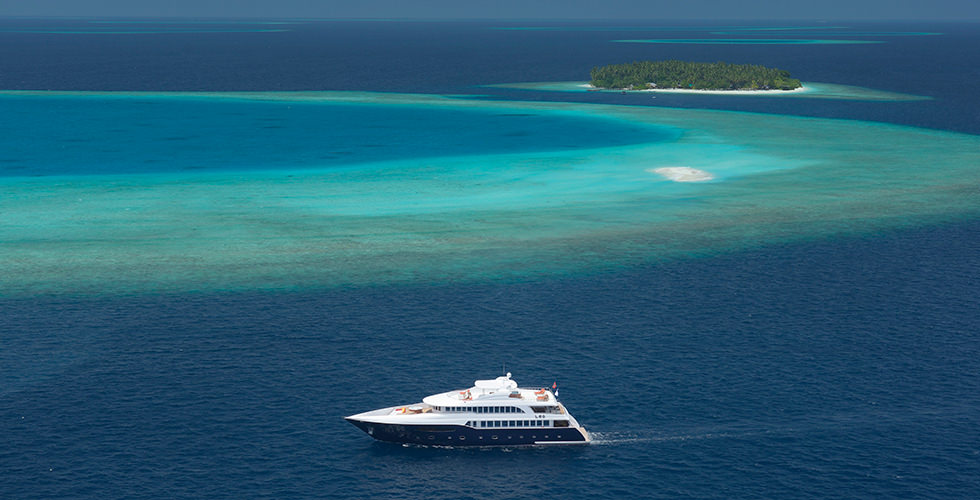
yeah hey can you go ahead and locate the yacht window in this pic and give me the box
[555,420,569,427]
[531,406,547,413]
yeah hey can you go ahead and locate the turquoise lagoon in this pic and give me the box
[2,91,978,295]
[612,39,882,45]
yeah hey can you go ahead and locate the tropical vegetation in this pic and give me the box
[590,60,802,91]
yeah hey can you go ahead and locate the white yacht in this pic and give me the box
[345,373,590,446]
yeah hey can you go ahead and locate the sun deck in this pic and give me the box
[421,373,557,407]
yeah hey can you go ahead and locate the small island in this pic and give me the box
[590,60,802,91]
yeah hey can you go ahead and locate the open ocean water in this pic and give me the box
[1,19,979,499]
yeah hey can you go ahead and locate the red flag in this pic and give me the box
[552,381,557,390]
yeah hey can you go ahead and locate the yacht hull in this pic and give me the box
[345,418,589,446]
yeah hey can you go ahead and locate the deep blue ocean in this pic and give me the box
[2,19,979,499]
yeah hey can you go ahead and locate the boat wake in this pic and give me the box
[588,427,774,446]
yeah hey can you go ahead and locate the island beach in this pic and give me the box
[583,83,812,95]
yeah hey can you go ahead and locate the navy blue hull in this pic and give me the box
[345,419,588,446]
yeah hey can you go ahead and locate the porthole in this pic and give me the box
[459,436,466,441]
[492,435,498,440]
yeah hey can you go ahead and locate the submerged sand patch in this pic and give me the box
[649,167,715,182]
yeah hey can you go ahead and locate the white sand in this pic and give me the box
[648,167,715,182]
[584,83,810,95]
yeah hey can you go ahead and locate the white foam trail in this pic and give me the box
[588,427,776,445]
